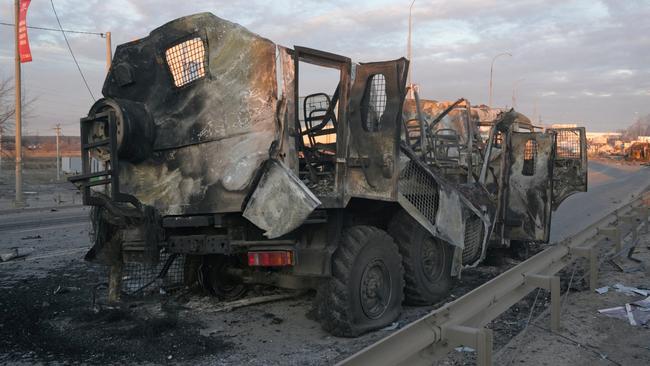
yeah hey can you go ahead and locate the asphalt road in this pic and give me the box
[550,160,650,242]
[0,160,647,365]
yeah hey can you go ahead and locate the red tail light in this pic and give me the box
[247,251,294,267]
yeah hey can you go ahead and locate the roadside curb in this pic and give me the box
[0,204,84,216]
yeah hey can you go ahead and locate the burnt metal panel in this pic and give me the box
[168,235,230,254]
[161,215,213,228]
[503,131,554,242]
[243,160,321,238]
[549,127,588,210]
[346,59,408,201]
[101,13,279,215]
[397,145,496,270]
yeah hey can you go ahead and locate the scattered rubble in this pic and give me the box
[598,296,650,326]
[0,247,34,262]
[612,283,649,296]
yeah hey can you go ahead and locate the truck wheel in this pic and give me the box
[202,255,247,300]
[389,211,454,305]
[318,226,404,337]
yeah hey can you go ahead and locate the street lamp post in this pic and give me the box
[407,0,415,99]
[489,52,512,108]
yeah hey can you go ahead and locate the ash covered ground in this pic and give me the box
[0,159,648,365]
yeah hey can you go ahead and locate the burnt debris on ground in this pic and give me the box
[0,261,231,365]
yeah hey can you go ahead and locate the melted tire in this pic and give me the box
[389,210,454,305]
[318,226,404,337]
[202,255,247,301]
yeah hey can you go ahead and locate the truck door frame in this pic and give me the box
[344,58,409,202]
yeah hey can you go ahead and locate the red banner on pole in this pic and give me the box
[18,0,32,63]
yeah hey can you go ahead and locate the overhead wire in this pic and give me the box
[0,22,105,37]
[49,0,96,102]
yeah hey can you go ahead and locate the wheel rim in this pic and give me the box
[421,237,445,283]
[359,258,392,320]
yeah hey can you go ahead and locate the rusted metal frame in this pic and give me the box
[292,46,351,202]
[464,100,474,183]
[478,122,498,184]
[412,89,427,159]
[70,110,140,210]
[338,195,644,366]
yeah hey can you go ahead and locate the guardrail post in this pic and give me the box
[524,274,561,332]
[598,226,621,252]
[443,325,493,366]
[643,207,650,234]
[621,214,639,245]
[571,247,598,290]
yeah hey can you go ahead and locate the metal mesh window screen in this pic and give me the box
[165,37,206,87]
[556,130,581,159]
[523,139,537,176]
[362,74,387,132]
[121,252,185,294]
[462,216,484,265]
[398,161,439,225]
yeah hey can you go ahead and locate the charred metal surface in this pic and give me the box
[503,132,554,242]
[102,13,280,215]
[549,127,588,210]
[243,160,321,238]
[397,144,496,270]
[68,10,590,317]
[345,59,409,201]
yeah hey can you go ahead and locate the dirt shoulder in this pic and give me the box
[493,232,650,366]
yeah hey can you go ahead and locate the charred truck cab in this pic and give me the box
[70,13,587,337]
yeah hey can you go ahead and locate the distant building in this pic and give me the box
[586,132,623,156]
[551,123,578,128]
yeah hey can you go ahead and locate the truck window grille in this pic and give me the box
[523,139,537,176]
[398,160,439,225]
[555,130,580,159]
[165,37,206,87]
[362,74,387,132]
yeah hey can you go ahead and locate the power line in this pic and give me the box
[0,22,105,37]
[49,0,96,102]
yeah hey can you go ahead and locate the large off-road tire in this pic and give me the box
[388,211,454,305]
[318,226,404,337]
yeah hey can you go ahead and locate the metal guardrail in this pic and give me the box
[339,192,650,366]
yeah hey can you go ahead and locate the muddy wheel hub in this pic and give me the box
[360,259,392,319]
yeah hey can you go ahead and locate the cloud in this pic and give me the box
[0,0,648,134]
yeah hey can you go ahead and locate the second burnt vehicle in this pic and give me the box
[70,13,587,336]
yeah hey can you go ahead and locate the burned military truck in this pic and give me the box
[70,12,587,337]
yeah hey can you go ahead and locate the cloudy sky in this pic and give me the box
[0,0,649,135]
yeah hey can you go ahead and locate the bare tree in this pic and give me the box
[0,73,36,135]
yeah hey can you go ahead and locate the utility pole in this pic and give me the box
[14,0,24,207]
[54,124,61,181]
[489,52,512,108]
[0,126,3,178]
[105,31,112,72]
[407,0,415,99]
